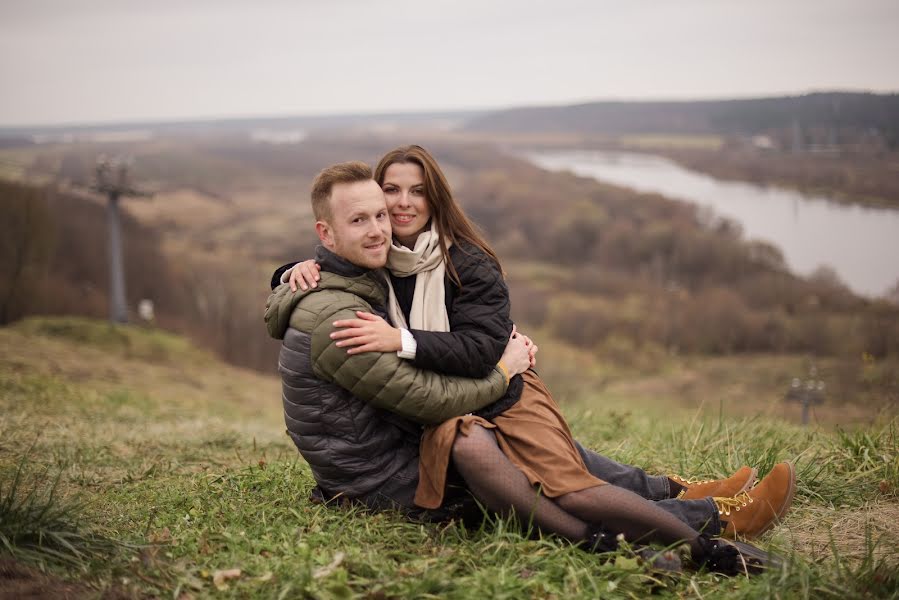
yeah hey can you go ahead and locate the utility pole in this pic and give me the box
[91,156,151,324]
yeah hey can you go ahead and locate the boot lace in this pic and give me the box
[670,474,714,486]
[670,474,715,499]
[714,492,753,516]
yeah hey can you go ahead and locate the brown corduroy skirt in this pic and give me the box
[414,370,607,509]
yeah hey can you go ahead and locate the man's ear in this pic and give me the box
[316,221,335,249]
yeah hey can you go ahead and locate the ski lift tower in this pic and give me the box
[91,156,152,323]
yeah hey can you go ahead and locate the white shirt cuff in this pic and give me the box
[397,328,417,360]
[280,265,294,285]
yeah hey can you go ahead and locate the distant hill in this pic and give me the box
[0,109,485,142]
[8,92,897,150]
[464,92,899,149]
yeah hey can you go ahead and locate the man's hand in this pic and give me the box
[289,259,321,292]
[331,311,402,354]
[500,326,531,376]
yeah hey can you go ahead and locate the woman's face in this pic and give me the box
[381,162,431,248]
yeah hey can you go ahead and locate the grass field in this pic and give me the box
[1,318,897,598]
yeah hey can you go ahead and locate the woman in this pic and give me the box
[277,145,793,572]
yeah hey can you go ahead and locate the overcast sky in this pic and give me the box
[1,0,897,126]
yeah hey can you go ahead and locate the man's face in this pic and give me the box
[317,179,391,269]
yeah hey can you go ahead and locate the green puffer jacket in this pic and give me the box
[264,250,509,503]
[265,273,509,423]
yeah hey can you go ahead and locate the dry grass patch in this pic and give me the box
[0,318,288,486]
[781,502,899,565]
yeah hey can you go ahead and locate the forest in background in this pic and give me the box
[465,92,899,148]
[1,130,897,413]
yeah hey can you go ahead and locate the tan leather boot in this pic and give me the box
[715,462,796,540]
[671,466,757,500]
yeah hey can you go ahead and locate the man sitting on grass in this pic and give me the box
[265,161,788,574]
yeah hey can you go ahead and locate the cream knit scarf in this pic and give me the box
[385,222,451,332]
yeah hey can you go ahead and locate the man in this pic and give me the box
[265,161,789,571]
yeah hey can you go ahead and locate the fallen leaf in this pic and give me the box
[257,571,274,582]
[198,533,212,555]
[149,527,172,543]
[213,568,242,591]
[313,552,346,579]
[139,546,160,567]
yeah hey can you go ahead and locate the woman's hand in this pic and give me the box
[331,311,402,354]
[516,328,539,368]
[289,260,321,292]
[499,325,531,376]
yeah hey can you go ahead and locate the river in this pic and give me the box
[523,150,899,298]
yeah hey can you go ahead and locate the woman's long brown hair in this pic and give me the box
[374,145,503,287]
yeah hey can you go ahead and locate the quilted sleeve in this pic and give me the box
[270,262,299,290]
[410,249,511,378]
[309,292,509,425]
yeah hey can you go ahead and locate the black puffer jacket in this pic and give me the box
[389,242,523,418]
[272,241,523,418]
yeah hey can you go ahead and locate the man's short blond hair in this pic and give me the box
[310,161,373,221]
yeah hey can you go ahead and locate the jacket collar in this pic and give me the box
[315,245,389,297]
[315,245,370,278]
